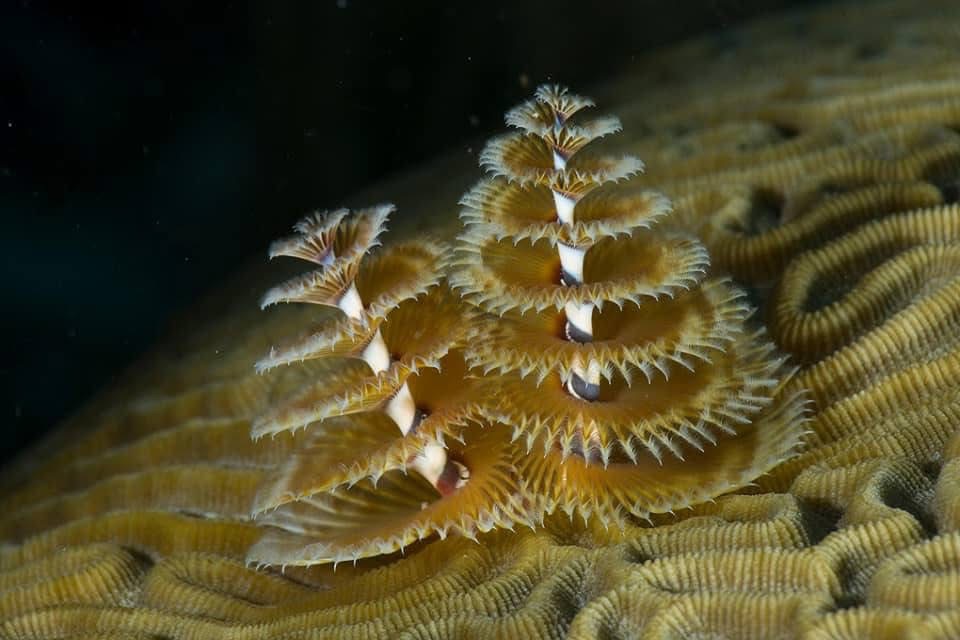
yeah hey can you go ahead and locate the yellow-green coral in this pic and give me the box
[3,0,960,637]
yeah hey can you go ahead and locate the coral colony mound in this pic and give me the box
[3,2,960,637]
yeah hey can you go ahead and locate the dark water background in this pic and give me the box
[1,0,818,464]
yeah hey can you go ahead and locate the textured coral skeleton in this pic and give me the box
[244,85,808,566]
[3,1,960,637]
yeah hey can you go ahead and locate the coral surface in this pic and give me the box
[3,0,960,637]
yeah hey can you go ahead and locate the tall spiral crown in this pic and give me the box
[451,84,808,521]
[246,85,808,567]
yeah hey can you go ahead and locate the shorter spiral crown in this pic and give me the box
[247,206,533,566]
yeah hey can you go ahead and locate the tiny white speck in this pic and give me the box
[336,0,347,8]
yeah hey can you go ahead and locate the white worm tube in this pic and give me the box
[557,242,586,283]
[552,157,601,402]
[337,282,365,320]
[552,190,577,225]
[360,330,392,374]
[336,254,461,493]
[548,126,606,460]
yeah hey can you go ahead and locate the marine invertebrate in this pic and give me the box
[244,86,806,565]
[452,84,806,525]
[244,207,534,566]
[3,1,960,636]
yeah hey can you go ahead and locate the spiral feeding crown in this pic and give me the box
[247,85,808,567]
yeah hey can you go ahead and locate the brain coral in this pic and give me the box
[3,0,960,638]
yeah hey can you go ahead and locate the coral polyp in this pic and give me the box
[247,85,808,565]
